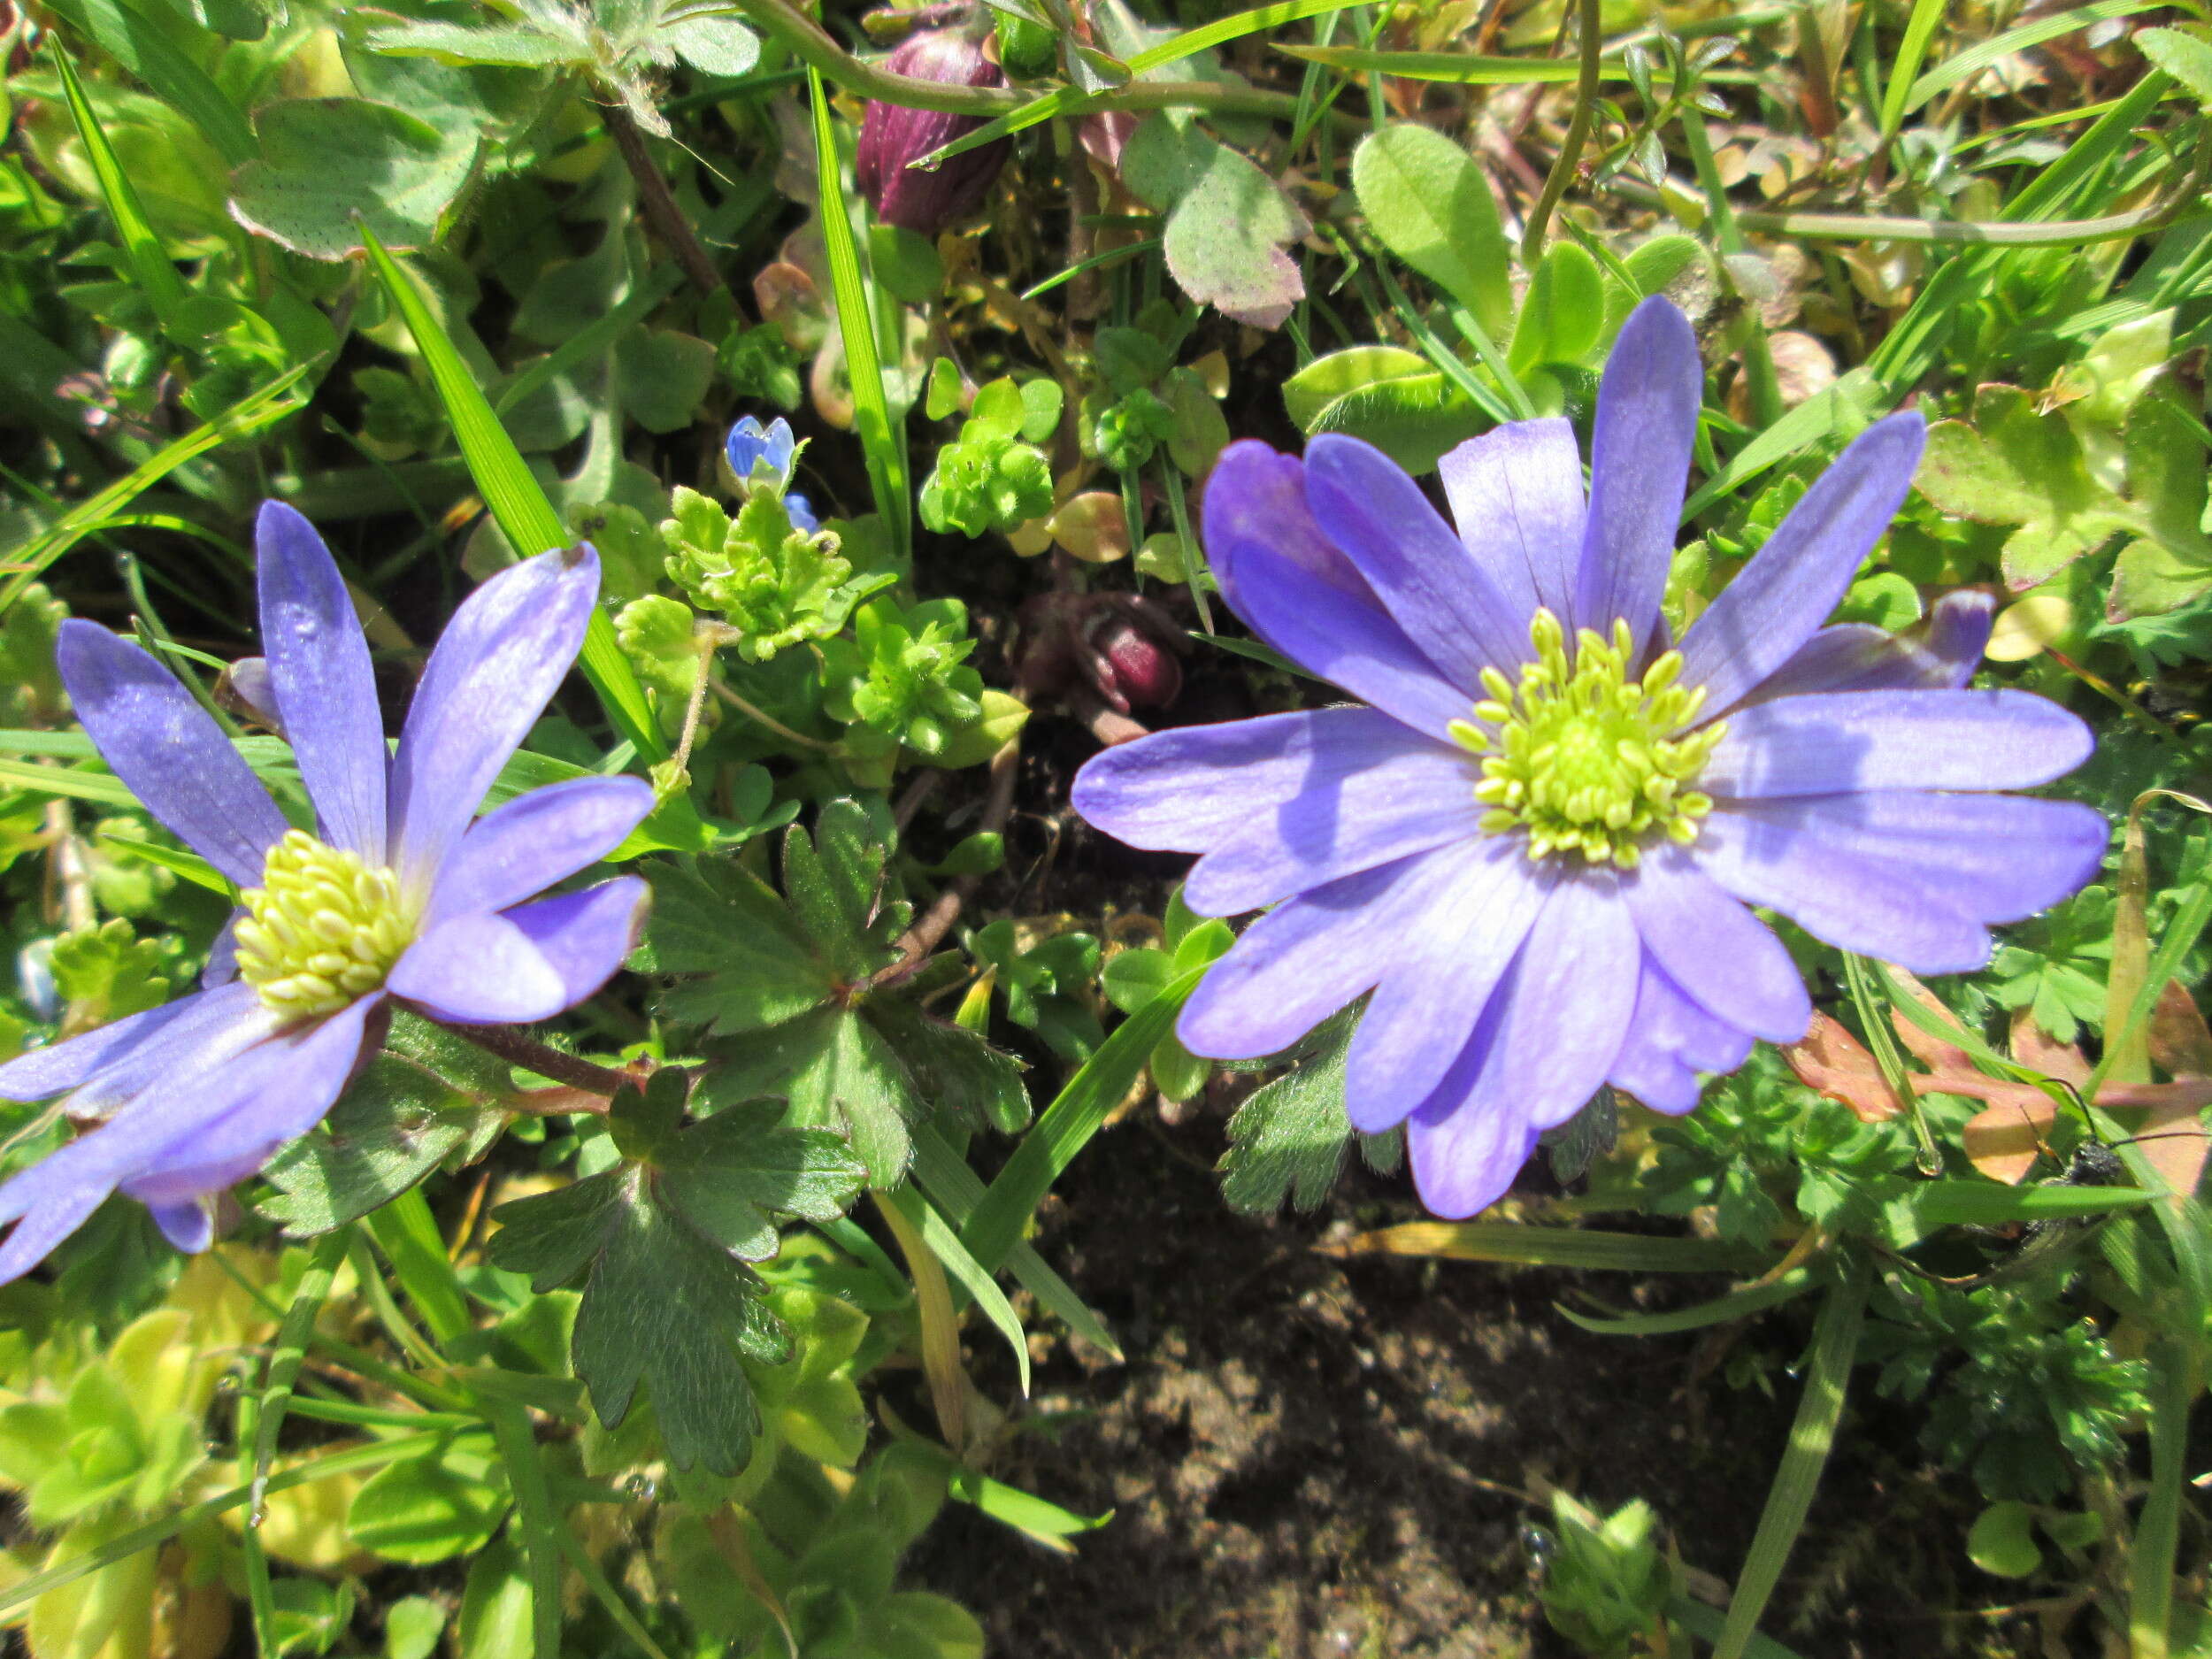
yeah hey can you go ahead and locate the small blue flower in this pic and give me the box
[1074,297,2106,1221]
[726,415,797,493]
[785,494,819,536]
[0,505,654,1279]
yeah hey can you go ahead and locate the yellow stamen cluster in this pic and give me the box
[1450,611,1726,867]
[234,830,415,1019]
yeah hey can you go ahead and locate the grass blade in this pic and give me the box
[0,365,311,618]
[360,227,664,761]
[1710,1263,1869,1659]
[482,1400,565,1659]
[1317,1220,1772,1273]
[45,0,256,166]
[50,39,188,330]
[1557,1270,1816,1336]
[960,967,1202,1273]
[880,1181,1031,1394]
[1877,0,1948,141]
[1899,0,2167,117]
[2130,1338,2200,1656]
[808,67,910,564]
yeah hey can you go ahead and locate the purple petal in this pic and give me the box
[204,916,241,988]
[1678,413,1927,712]
[1345,841,1548,1132]
[1201,441,1380,621]
[388,912,568,1024]
[1572,298,1702,658]
[1740,592,1993,707]
[1697,794,2107,973]
[1467,869,1641,1132]
[147,1201,213,1253]
[426,776,655,927]
[1622,849,1811,1041]
[1303,434,1530,691]
[1437,418,1587,630]
[1402,1010,1536,1219]
[498,878,648,1006]
[1608,954,1755,1114]
[55,621,288,887]
[119,997,375,1208]
[388,546,600,896]
[1178,851,1457,1059]
[0,997,198,1102]
[0,998,370,1281]
[65,984,280,1122]
[257,503,388,863]
[1182,743,1479,916]
[1702,688,2094,797]
[1072,707,1453,855]
[1217,537,1473,741]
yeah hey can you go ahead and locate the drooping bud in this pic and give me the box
[1091,608,1183,711]
[856,29,1010,236]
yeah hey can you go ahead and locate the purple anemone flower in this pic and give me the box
[1073,297,2105,1218]
[0,505,655,1278]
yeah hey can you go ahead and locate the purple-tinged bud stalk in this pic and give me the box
[856,30,1010,236]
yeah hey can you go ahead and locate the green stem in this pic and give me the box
[1678,107,1782,430]
[1520,0,1601,265]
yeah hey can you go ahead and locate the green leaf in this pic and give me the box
[1281,344,1481,473]
[1219,1018,1377,1214]
[639,859,832,1034]
[347,1432,511,1564]
[489,1094,866,1473]
[1913,384,2139,590]
[228,99,475,260]
[1966,1502,2044,1578]
[1509,239,1605,373]
[363,18,578,65]
[257,1014,514,1235]
[1122,117,1307,327]
[661,12,760,75]
[1350,123,1512,342]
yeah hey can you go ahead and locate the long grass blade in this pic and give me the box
[0,365,312,618]
[1317,1220,1771,1273]
[1877,0,1947,141]
[360,227,664,760]
[44,0,256,165]
[1899,0,2166,117]
[808,68,910,563]
[1710,1263,1870,1659]
[50,39,188,330]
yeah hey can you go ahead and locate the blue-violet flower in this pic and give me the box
[726,415,817,534]
[1073,298,2105,1217]
[0,505,655,1277]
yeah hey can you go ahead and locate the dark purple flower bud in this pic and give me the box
[856,30,1010,236]
[1090,611,1182,711]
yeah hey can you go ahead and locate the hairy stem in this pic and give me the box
[603,102,726,298]
[1520,0,1601,264]
[437,1021,639,1098]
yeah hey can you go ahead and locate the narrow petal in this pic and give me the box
[0,998,369,1281]
[1218,537,1474,740]
[1739,591,1994,707]
[388,912,567,1024]
[1201,440,1379,620]
[1572,297,1702,657]
[1402,1010,1537,1219]
[1697,795,2106,973]
[1072,707,1453,855]
[497,878,649,1006]
[1471,870,1642,1132]
[55,621,288,887]
[1607,954,1755,1114]
[1678,413,1927,712]
[1177,851,1456,1059]
[388,546,601,895]
[1437,418,1587,629]
[427,776,656,927]
[1345,841,1548,1132]
[65,985,280,1123]
[119,998,375,1208]
[1622,850,1812,1042]
[148,1202,214,1253]
[1702,688,2094,797]
[0,998,197,1103]
[1303,434,1530,690]
[257,503,388,863]
[1182,744,1480,916]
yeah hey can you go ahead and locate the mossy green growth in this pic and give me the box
[818,596,986,766]
[662,487,895,664]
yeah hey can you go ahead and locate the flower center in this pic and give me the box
[1451,611,1727,867]
[234,830,416,1019]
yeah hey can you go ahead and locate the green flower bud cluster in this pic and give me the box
[1093,388,1176,474]
[661,487,894,664]
[819,596,985,761]
[918,374,1062,539]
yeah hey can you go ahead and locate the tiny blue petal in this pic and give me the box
[786,494,819,535]
[726,414,797,490]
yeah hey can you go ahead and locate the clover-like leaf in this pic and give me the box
[1122,116,1307,329]
[228,99,477,260]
